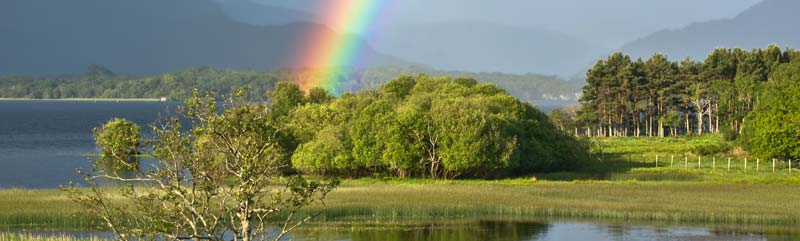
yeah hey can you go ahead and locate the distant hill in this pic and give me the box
[356,66,582,102]
[621,0,799,60]
[0,0,406,76]
[216,2,607,77]
[367,22,607,77]
[0,66,582,103]
[218,0,316,26]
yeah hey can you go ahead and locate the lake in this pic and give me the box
[20,219,798,241]
[0,100,179,188]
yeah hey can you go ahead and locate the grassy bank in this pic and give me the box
[0,233,104,241]
[2,181,799,229]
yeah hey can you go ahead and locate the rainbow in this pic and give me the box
[293,0,385,95]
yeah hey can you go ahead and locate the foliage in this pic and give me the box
[92,118,141,169]
[690,142,734,156]
[63,90,338,241]
[289,75,589,179]
[743,58,800,160]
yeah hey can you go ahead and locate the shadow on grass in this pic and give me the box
[534,153,659,181]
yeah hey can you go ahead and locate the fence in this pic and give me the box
[640,154,796,174]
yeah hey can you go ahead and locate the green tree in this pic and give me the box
[269,81,307,119]
[743,58,800,160]
[92,118,141,168]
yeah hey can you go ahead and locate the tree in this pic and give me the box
[92,118,141,168]
[307,87,333,104]
[64,90,338,241]
[269,81,307,119]
[743,58,800,160]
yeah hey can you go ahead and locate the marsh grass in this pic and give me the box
[2,135,798,229]
[313,182,800,225]
[0,232,105,241]
[2,181,800,229]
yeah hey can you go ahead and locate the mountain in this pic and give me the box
[0,0,406,76]
[621,0,799,60]
[218,0,316,26]
[367,22,607,76]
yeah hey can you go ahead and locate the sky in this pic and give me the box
[253,0,763,48]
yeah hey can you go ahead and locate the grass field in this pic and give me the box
[533,135,800,183]
[2,181,799,229]
[1,135,798,232]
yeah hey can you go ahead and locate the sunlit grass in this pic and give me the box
[0,232,104,241]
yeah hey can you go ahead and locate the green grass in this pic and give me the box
[0,232,104,241]
[2,181,800,229]
[532,135,800,183]
[2,135,798,231]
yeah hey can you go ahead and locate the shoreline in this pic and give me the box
[0,98,169,102]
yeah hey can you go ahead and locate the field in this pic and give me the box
[1,135,798,234]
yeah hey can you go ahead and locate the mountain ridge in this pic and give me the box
[620,0,797,60]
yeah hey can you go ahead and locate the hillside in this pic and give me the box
[218,0,316,26]
[368,22,606,76]
[621,0,799,60]
[0,0,404,76]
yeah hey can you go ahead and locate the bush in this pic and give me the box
[691,142,733,156]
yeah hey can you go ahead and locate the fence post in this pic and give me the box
[727,157,731,172]
[772,158,776,173]
[713,157,716,172]
[656,155,659,167]
[757,158,760,172]
[698,156,702,170]
[671,155,674,168]
[790,159,793,173]
[685,156,688,169]
[744,158,748,173]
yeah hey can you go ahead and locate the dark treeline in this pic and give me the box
[276,75,589,179]
[0,65,578,102]
[0,66,282,100]
[571,45,799,138]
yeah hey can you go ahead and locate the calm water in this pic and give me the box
[22,220,799,241]
[0,101,179,188]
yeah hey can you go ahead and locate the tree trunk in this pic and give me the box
[657,101,664,137]
[714,101,720,134]
[696,105,704,135]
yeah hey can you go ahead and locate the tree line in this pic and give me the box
[0,65,579,102]
[563,45,800,160]
[570,45,798,138]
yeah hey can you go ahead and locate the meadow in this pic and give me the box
[1,135,798,234]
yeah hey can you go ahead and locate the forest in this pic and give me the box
[0,66,579,102]
[566,45,800,160]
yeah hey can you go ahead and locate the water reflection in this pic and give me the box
[294,220,549,241]
[8,220,800,241]
[286,220,799,241]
